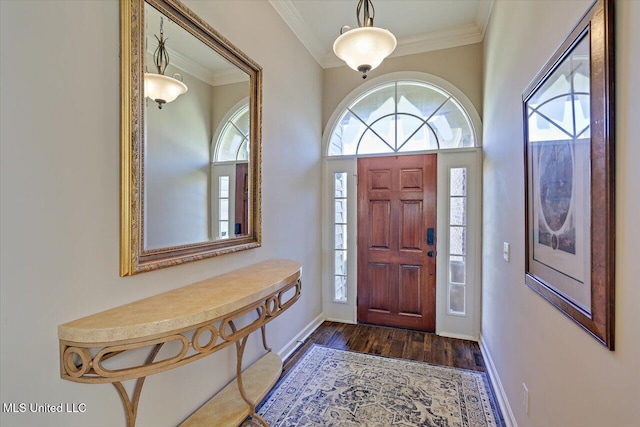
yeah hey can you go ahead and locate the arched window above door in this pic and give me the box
[214,102,249,162]
[326,75,480,156]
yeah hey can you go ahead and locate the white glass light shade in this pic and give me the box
[144,73,188,107]
[333,27,397,73]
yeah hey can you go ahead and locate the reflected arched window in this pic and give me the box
[526,34,590,142]
[328,80,476,156]
[214,103,249,162]
[211,101,250,240]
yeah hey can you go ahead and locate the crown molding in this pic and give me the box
[268,0,327,65]
[147,39,247,87]
[389,23,483,62]
[270,0,495,70]
[476,0,495,38]
[209,68,250,87]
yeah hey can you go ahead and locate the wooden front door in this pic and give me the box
[357,154,437,331]
[234,163,248,236]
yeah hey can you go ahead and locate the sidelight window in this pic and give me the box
[448,167,467,315]
[334,172,348,302]
[218,176,230,239]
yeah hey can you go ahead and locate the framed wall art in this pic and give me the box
[523,0,615,349]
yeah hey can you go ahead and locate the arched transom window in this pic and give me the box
[328,80,476,156]
[214,104,249,162]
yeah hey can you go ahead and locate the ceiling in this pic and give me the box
[146,2,248,86]
[268,0,494,69]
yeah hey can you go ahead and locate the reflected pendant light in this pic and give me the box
[333,0,397,79]
[144,17,188,109]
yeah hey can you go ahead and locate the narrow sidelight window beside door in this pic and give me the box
[334,172,348,302]
[218,176,230,239]
[448,167,467,315]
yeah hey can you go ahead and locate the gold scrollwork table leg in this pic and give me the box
[111,343,164,427]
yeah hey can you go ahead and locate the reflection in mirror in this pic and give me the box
[211,99,250,239]
[525,33,591,312]
[121,0,262,275]
[143,3,250,250]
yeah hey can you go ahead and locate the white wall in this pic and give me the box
[482,1,640,426]
[0,1,323,426]
[211,81,249,137]
[145,64,213,249]
[323,43,483,130]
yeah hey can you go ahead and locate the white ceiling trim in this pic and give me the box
[209,69,250,87]
[147,39,248,87]
[268,0,328,65]
[168,49,218,86]
[475,0,495,38]
[269,0,494,70]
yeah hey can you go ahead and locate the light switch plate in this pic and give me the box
[503,242,510,262]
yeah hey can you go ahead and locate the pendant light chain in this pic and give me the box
[144,16,188,109]
[333,0,397,79]
[153,17,170,75]
[357,0,375,28]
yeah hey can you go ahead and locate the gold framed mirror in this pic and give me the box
[120,0,262,276]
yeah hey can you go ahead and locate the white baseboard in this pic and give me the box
[438,331,478,342]
[479,334,517,427]
[325,317,357,324]
[277,313,326,361]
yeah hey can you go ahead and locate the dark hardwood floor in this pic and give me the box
[282,321,486,376]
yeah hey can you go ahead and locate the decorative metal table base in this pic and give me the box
[60,279,301,427]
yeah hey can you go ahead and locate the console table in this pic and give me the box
[58,259,302,427]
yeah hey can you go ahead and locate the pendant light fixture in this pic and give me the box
[333,0,397,79]
[144,17,188,109]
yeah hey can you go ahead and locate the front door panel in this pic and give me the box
[357,154,437,331]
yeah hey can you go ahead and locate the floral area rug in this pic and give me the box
[255,345,503,427]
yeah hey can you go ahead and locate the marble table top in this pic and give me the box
[58,259,301,344]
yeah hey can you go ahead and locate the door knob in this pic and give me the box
[427,250,435,258]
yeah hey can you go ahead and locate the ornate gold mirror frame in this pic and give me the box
[121,0,262,276]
